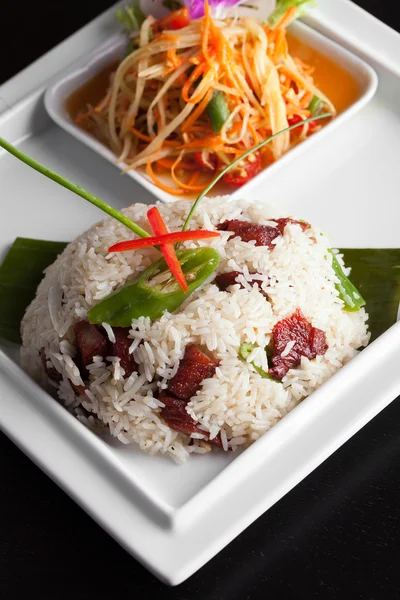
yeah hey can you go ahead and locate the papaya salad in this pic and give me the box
[74,0,336,196]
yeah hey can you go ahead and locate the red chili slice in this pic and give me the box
[147,206,188,292]
[108,229,219,253]
[269,309,328,379]
[223,151,262,187]
[152,8,190,34]
[288,114,318,134]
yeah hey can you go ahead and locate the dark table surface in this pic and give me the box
[1,2,399,598]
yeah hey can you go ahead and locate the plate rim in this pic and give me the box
[1,0,400,587]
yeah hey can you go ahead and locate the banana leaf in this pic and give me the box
[0,240,399,345]
[340,248,400,342]
[0,238,68,344]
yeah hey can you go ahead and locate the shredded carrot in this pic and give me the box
[276,6,298,30]
[274,29,287,60]
[202,0,215,71]
[170,153,214,191]
[156,33,179,43]
[131,127,179,147]
[182,62,208,103]
[167,48,181,68]
[75,108,94,124]
[187,170,200,186]
[146,161,186,196]
[178,136,242,155]
[247,120,260,146]
[157,158,197,170]
[181,88,213,132]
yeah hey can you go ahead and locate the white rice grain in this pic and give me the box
[102,322,116,343]
[20,196,370,463]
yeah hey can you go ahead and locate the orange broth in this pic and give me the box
[66,62,119,120]
[287,33,360,113]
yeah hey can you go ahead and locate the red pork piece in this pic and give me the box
[273,218,310,235]
[215,271,267,296]
[167,344,219,401]
[217,220,281,248]
[74,321,108,376]
[269,309,328,380]
[41,348,87,396]
[108,327,138,378]
[40,348,62,383]
[71,383,88,398]
[160,395,223,449]
[215,270,243,291]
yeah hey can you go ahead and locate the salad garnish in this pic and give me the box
[77,0,333,196]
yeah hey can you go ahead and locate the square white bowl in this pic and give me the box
[44,19,378,204]
[2,0,400,587]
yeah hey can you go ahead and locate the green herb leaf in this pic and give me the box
[239,342,277,381]
[0,238,68,344]
[268,0,316,28]
[339,248,400,342]
[330,250,366,312]
[116,1,146,33]
[0,137,150,240]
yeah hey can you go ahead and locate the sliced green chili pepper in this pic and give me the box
[308,95,322,116]
[87,248,220,326]
[330,250,366,312]
[239,343,278,382]
[207,91,230,134]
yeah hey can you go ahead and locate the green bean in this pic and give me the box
[308,95,322,116]
[239,343,278,381]
[206,91,230,134]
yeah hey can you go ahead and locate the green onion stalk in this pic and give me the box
[182,112,332,230]
[0,113,335,324]
[0,136,151,239]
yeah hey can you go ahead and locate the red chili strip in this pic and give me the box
[108,229,219,253]
[147,207,188,292]
[152,8,190,34]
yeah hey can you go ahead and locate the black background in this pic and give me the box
[1,2,399,598]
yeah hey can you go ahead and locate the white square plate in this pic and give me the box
[43,10,377,203]
[1,0,400,586]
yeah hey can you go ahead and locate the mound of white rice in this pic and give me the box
[21,196,370,463]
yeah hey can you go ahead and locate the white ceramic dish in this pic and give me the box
[44,16,378,203]
[1,0,400,587]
